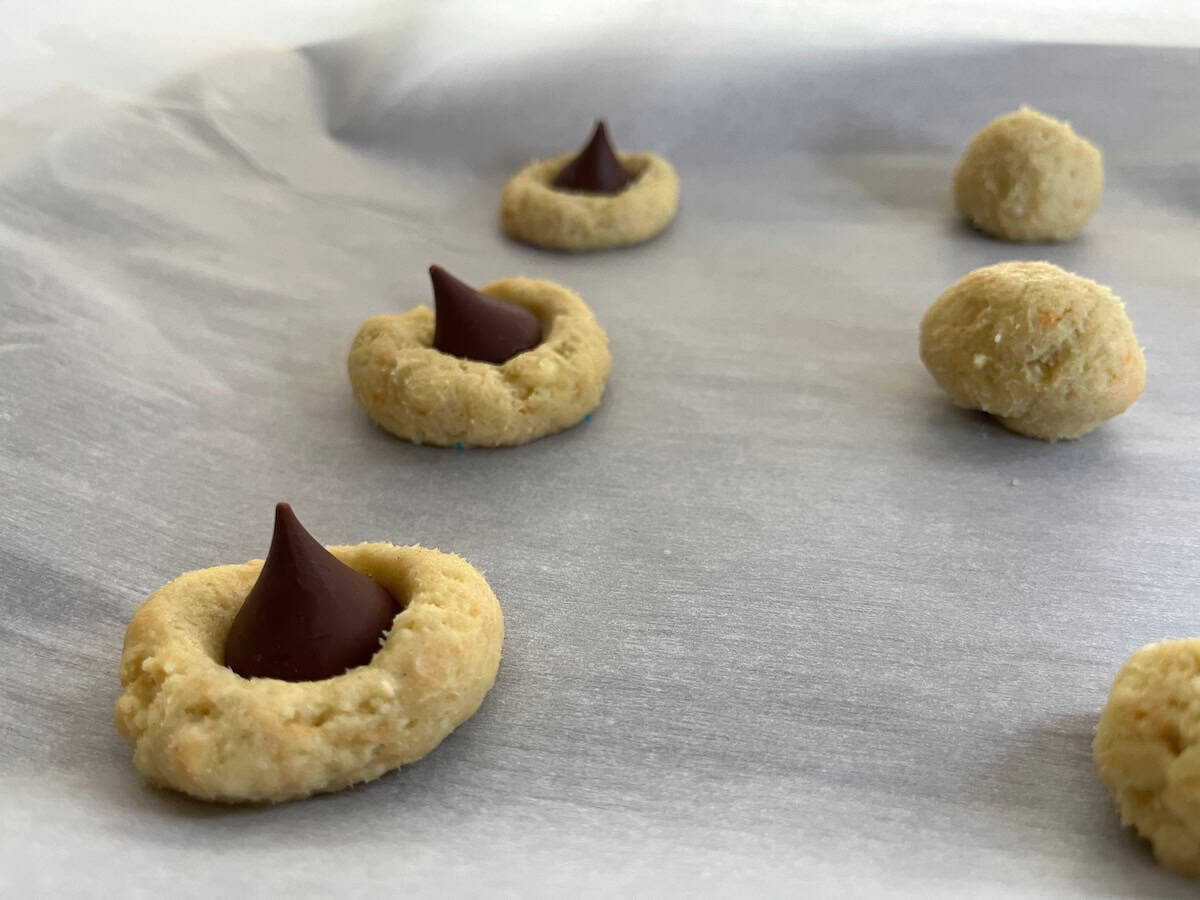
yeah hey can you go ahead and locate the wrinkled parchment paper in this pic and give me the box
[2,32,1199,897]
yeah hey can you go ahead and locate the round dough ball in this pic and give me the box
[954,106,1103,242]
[1095,639,1200,878]
[500,151,679,252]
[919,261,1144,441]
[113,543,504,803]
[348,277,611,447]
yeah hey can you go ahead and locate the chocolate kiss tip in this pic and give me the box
[224,503,399,683]
[550,119,632,194]
[430,265,542,365]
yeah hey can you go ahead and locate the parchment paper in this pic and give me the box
[2,31,1199,897]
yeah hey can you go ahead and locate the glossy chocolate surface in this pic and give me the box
[551,121,633,194]
[431,265,542,364]
[224,503,399,682]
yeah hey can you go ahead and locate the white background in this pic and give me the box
[6,0,1200,114]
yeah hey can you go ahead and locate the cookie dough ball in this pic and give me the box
[114,542,503,803]
[1095,639,1200,878]
[500,124,679,252]
[349,277,611,447]
[919,261,1144,441]
[954,106,1103,242]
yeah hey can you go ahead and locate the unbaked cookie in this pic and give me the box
[500,122,679,252]
[919,261,1145,441]
[114,536,503,803]
[954,106,1103,242]
[1095,639,1200,878]
[348,275,611,447]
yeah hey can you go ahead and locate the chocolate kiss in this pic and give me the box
[550,120,632,194]
[224,503,399,682]
[431,265,542,364]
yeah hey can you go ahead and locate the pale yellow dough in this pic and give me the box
[954,106,1103,242]
[113,543,503,803]
[1095,639,1200,878]
[348,277,611,447]
[500,151,679,251]
[919,261,1144,441]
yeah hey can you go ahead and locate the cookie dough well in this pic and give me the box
[114,543,504,803]
[501,147,679,251]
[349,276,611,447]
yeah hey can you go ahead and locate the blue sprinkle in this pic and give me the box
[584,414,591,422]
[454,441,464,451]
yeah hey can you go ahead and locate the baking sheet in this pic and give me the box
[2,31,1200,897]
